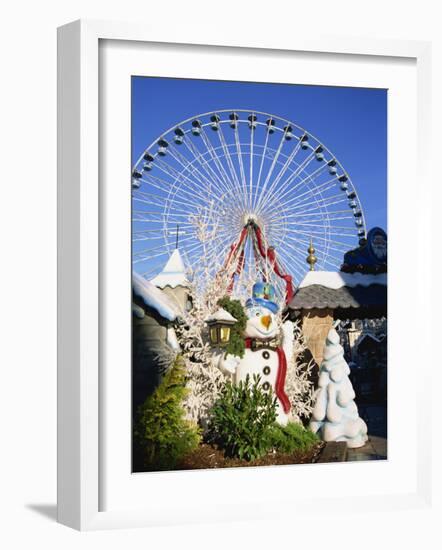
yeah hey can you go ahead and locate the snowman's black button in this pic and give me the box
[263,366,271,375]
[262,351,270,360]
[262,382,271,391]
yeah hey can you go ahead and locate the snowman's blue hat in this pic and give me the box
[245,282,279,314]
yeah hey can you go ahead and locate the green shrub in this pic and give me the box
[265,422,319,454]
[134,355,200,471]
[208,374,277,461]
[217,296,247,358]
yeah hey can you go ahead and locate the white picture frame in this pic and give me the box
[57,19,432,531]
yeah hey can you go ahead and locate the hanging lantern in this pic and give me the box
[205,308,237,347]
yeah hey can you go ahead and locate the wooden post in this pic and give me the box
[301,308,334,366]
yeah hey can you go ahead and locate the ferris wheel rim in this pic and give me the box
[133,109,368,238]
[132,108,368,292]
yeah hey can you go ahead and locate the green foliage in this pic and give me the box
[217,295,247,358]
[208,374,277,461]
[208,373,319,461]
[134,355,201,471]
[264,421,319,454]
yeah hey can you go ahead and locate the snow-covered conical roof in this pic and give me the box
[150,249,189,289]
[133,272,182,321]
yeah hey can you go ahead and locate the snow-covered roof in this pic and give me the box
[298,271,387,290]
[205,308,237,324]
[150,249,188,289]
[288,270,387,317]
[133,272,182,321]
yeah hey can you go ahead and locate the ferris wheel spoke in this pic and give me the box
[132,214,165,223]
[291,235,343,265]
[148,158,217,205]
[256,138,303,213]
[273,241,310,279]
[133,209,196,220]
[265,193,346,223]
[184,242,223,270]
[285,227,356,240]
[284,193,347,215]
[265,145,317,205]
[248,116,254,211]
[133,232,179,242]
[166,145,226,198]
[294,232,351,251]
[319,255,342,270]
[285,233,349,255]
[134,189,178,207]
[199,128,236,197]
[133,248,174,265]
[232,123,249,212]
[154,157,218,200]
[133,193,203,214]
[141,258,177,278]
[254,125,271,210]
[254,131,287,214]
[216,125,243,198]
[138,174,211,206]
[156,151,231,205]
[284,221,356,231]
[278,176,340,211]
[270,209,353,223]
[286,184,344,211]
[133,233,198,258]
[167,139,234,201]
[181,137,233,200]
[270,154,331,207]
[269,197,349,225]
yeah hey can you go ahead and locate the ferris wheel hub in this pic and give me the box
[243,212,259,226]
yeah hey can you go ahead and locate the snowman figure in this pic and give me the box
[215,282,293,425]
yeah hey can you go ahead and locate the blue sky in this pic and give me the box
[132,76,387,232]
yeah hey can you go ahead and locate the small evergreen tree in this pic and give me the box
[134,355,200,471]
[217,296,247,358]
[264,422,319,454]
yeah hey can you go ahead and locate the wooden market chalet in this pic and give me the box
[287,227,387,366]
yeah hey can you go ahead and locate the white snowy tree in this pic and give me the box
[310,327,368,448]
[172,205,314,429]
[284,320,316,422]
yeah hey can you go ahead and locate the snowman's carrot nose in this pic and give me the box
[261,315,272,329]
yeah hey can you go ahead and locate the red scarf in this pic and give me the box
[244,338,291,414]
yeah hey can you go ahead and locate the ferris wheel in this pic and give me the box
[132,109,367,301]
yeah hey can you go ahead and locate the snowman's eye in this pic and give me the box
[255,312,260,317]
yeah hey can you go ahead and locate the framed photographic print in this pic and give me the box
[57,19,432,530]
